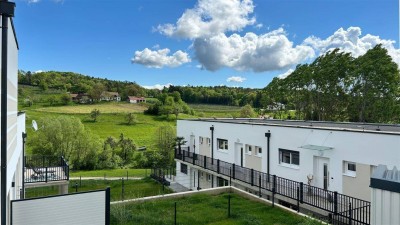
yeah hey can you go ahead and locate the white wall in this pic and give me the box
[371,188,400,225]
[177,120,400,200]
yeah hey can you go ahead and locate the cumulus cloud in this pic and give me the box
[277,69,294,79]
[304,27,400,65]
[193,28,315,72]
[143,83,172,90]
[156,0,255,39]
[255,23,263,29]
[227,76,246,82]
[131,48,191,68]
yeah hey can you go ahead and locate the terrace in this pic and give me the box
[24,155,69,184]
[175,147,371,225]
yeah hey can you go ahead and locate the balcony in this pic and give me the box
[24,155,69,184]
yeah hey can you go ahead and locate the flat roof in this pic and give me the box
[180,118,400,135]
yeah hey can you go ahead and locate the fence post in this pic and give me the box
[272,175,276,207]
[349,202,352,225]
[296,187,300,212]
[232,164,235,179]
[217,159,220,174]
[122,178,125,201]
[197,170,200,190]
[75,182,78,192]
[204,155,207,169]
[251,169,254,186]
[334,191,338,215]
[259,175,262,197]
[229,167,232,186]
[228,193,231,218]
[80,176,82,187]
[127,170,128,181]
[299,182,303,203]
[174,202,177,225]
[45,167,48,183]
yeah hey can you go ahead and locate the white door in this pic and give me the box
[234,143,244,167]
[313,156,330,190]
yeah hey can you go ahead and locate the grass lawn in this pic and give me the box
[25,178,172,201]
[189,104,241,118]
[70,168,150,178]
[34,102,147,114]
[111,193,322,225]
[23,109,179,153]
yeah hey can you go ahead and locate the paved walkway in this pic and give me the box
[69,177,143,180]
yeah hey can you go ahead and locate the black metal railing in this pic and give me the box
[150,167,175,186]
[175,148,370,225]
[24,155,69,183]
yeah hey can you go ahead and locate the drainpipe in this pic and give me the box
[1,2,15,225]
[265,132,271,181]
[21,132,27,199]
[210,125,214,160]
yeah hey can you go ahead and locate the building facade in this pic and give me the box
[175,119,400,202]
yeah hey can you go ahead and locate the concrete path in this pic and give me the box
[69,177,143,180]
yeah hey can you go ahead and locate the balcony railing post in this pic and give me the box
[217,159,220,174]
[204,155,207,169]
[259,175,261,197]
[349,202,352,225]
[272,174,276,207]
[334,191,338,214]
[183,151,185,161]
[297,186,300,212]
[193,152,196,165]
[300,182,304,203]
[232,164,235,179]
[251,169,254,186]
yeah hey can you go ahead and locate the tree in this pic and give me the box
[90,109,101,122]
[154,126,176,168]
[47,95,58,106]
[125,113,138,125]
[240,104,256,118]
[60,93,72,105]
[88,83,106,102]
[28,116,102,170]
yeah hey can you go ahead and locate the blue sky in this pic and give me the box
[14,0,399,89]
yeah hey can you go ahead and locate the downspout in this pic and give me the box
[1,2,15,225]
[21,132,27,199]
[210,126,214,160]
[265,132,271,180]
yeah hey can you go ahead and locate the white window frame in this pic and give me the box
[207,174,211,182]
[217,139,228,151]
[279,149,300,168]
[256,146,262,157]
[199,137,203,145]
[344,161,357,177]
[207,138,211,146]
[245,144,252,155]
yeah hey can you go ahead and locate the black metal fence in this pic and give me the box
[175,148,370,225]
[24,155,69,183]
[150,167,175,186]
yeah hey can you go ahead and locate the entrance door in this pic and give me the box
[313,157,330,190]
[234,143,243,166]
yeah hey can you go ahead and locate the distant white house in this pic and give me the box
[127,96,146,104]
[100,91,121,102]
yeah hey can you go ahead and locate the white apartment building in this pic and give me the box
[175,118,400,202]
[0,3,27,224]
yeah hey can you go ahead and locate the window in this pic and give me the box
[180,163,188,174]
[217,139,228,150]
[256,146,262,156]
[207,174,212,181]
[199,137,203,144]
[207,138,211,146]
[344,161,356,177]
[279,149,300,167]
[245,144,252,155]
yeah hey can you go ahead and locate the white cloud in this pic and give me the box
[156,0,255,39]
[227,76,246,82]
[194,28,315,72]
[143,83,172,90]
[28,0,40,3]
[304,27,400,65]
[277,69,294,79]
[131,48,191,68]
[255,23,263,29]
[152,44,160,50]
